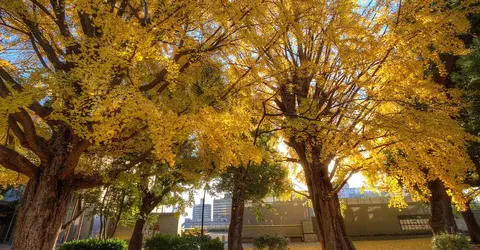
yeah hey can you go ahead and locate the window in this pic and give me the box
[398,215,431,231]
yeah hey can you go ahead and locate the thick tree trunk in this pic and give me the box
[11,172,73,250]
[429,179,458,234]
[308,174,355,250]
[128,187,170,250]
[292,141,355,250]
[9,125,92,250]
[128,217,146,250]
[461,200,480,243]
[228,169,246,250]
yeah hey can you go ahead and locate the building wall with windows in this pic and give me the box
[192,199,211,222]
[213,194,232,222]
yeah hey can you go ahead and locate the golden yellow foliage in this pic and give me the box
[225,0,477,207]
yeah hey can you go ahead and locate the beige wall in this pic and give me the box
[342,201,430,236]
[242,224,304,242]
[242,197,431,242]
[113,213,180,241]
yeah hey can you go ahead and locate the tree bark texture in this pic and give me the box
[428,179,458,234]
[461,200,480,243]
[292,141,355,250]
[11,173,73,250]
[9,126,91,250]
[228,168,246,250]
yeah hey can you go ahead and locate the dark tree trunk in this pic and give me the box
[429,179,458,234]
[308,171,355,250]
[9,126,91,250]
[292,141,355,250]
[128,216,146,250]
[11,171,73,250]
[461,200,480,243]
[228,168,246,250]
[128,187,171,250]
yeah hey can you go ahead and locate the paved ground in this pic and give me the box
[0,245,10,250]
[0,239,430,250]
[1,237,477,250]
[240,238,432,250]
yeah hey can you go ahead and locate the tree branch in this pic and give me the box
[9,111,50,163]
[70,148,153,189]
[59,138,91,180]
[291,188,310,199]
[0,144,40,179]
[0,66,53,120]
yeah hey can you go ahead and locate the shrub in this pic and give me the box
[197,235,224,250]
[144,234,223,250]
[58,238,127,250]
[143,234,174,250]
[431,234,470,250]
[253,235,289,250]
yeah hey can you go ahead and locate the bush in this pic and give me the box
[58,238,127,250]
[143,234,174,250]
[144,234,223,250]
[197,235,224,250]
[431,234,470,250]
[253,235,289,250]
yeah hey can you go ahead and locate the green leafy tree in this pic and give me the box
[212,161,291,250]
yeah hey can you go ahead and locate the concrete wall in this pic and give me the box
[243,199,310,226]
[113,213,180,241]
[342,201,430,236]
[241,197,432,242]
[242,224,304,242]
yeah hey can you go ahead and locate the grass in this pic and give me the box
[242,237,432,250]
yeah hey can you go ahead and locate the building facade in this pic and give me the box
[192,199,211,222]
[213,194,232,222]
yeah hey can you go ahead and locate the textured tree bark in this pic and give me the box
[228,169,246,250]
[429,179,458,234]
[9,126,90,250]
[292,141,355,250]
[461,201,480,243]
[307,170,355,250]
[11,172,73,250]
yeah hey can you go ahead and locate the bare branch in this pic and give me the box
[59,139,91,180]
[291,188,311,199]
[0,144,40,179]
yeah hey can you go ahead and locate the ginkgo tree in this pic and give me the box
[228,1,477,249]
[0,1,259,249]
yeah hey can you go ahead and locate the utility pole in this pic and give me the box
[201,187,207,236]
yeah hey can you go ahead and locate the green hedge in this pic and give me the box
[431,234,470,250]
[253,235,289,250]
[144,234,223,250]
[58,238,127,250]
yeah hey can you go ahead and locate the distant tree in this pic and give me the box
[212,161,291,250]
[452,23,480,242]
[126,162,195,250]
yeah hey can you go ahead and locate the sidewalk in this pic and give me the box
[0,244,10,250]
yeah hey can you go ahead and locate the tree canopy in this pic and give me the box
[0,1,479,250]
